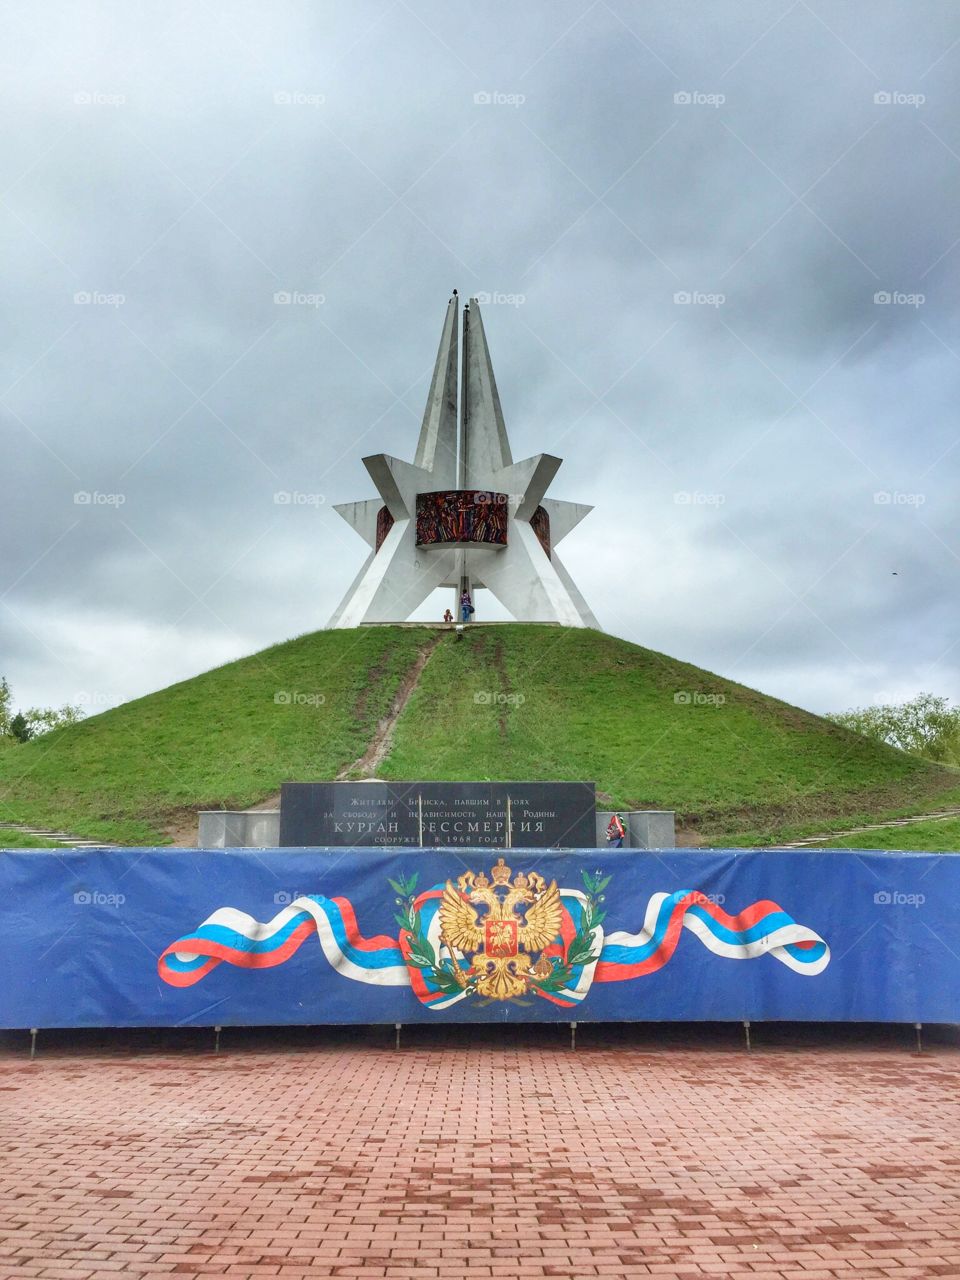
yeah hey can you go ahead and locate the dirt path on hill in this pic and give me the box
[162,633,446,846]
[337,630,443,779]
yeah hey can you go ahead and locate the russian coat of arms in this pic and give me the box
[440,858,563,998]
[395,857,605,1003]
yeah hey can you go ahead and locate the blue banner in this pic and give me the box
[1,846,956,1027]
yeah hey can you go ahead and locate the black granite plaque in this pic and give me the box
[278,781,597,848]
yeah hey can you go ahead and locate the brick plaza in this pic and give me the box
[1,1025,958,1279]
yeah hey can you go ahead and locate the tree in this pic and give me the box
[21,705,85,736]
[9,711,32,743]
[0,677,85,743]
[827,693,960,765]
[0,676,10,736]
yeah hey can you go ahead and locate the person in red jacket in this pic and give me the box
[606,813,626,848]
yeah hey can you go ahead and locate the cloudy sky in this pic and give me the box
[2,0,959,718]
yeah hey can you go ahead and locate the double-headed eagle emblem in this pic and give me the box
[439,857,563,999]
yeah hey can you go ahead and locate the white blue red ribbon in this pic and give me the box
[158,885,829,1004]
[595,889,829,980]
[159,895,407,988]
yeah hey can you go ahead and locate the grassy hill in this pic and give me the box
[1,623,958,846]
[813,816,960,850]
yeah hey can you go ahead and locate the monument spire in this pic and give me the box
[460,297,513,487]
[414,292,459,487]
[327,294,599,631]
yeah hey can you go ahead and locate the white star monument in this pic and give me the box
[327,293,599,630]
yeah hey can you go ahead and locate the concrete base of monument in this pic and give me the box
[358,620,564,627]
[198,807,675,849]
[597,809,676,849]
[198,809,281,848]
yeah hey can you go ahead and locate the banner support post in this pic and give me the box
[743,1020,751,1053]
[914,1022,923,1053]
[395,1022,402,1051]
[214,1025,221,1054]
[29,1027,37,1061]
[570,1021,577,1051]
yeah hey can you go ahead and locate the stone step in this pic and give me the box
[775,806,960,848]
[0,820,119,849]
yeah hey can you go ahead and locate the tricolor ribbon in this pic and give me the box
[595,889,829,980]
[158,895,407,988]
[158,885,829,1005]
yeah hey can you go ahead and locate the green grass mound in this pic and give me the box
[381,626,960,845]
[813,816,960,851]
[0,627,428,844]
[1,624,958,846]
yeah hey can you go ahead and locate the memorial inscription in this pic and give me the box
[278,781,597,849]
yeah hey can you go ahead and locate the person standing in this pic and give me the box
[606,812,626,848]
[443,608,454,623]
[460,589,475,623]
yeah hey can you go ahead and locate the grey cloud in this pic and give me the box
[1,0,958,718]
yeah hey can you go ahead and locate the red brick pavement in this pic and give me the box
[1,1025,959,1280]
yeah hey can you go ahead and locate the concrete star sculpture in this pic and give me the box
[327,294,599,630]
